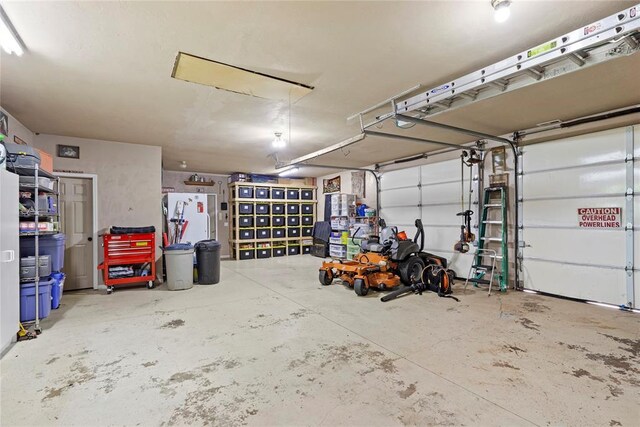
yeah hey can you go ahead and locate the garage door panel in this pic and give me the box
[380,167,420,189]
[523,197,625,226]
[523,261,626,305]
[523,128,626,171]
[523,163,626,198]
[379,187,419,207]
[421,205,467,226]
[420,159,462,182]
[421,180,471,205]
[381,206,420,228]
[525,229,625,266]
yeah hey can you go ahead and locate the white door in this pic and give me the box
[520,126,638,307]
[60,177,94,291]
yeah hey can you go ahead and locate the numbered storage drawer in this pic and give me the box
[302,246,311,254]
[257,229,271,239]
[239,249,255,260]
[256,204,270,215]
[272,216,285,227]
[301,189,314,200]
[287,216,300,226]
[286,189,300,200]
[256,248,271,259]
[273,247,286,257]
[288,227,300,238]
[238,186,253,199]
[272,228,286,239]
[272,204,285,214]
[302,227,313,237]
[239,203,253,214]
[288,245,301,256]
[255,188,269,199]
[301,204,314,214]
[302,216,314,226]
[272,188,285,199]
[239,216,254,227]
[239,229,255,240]
[287,204,300,215]
[256,216,270,227]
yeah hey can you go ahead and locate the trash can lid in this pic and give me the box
[165,243,194,251]
[195,239,221,249]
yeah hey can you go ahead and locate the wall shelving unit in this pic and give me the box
[229,182,317,260]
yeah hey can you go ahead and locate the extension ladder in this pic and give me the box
[466,187,508,294]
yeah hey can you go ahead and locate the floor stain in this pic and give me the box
[503,345,526,356]
[518,318,540,331]
[46,357,59,365]
[522,301,550,313]
[142,360,158,367]
[609,420,622,426]
[608,384,624,397]
[600,333,640,357]
[398,383,417,399]
[493,361,520,370]
[570,368,604,382]
[160,319,185,329]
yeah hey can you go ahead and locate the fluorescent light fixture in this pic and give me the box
[0,6,24,56]
[491,0,511,23]
[278,167,299,177]
[395,119,416,129]
[272,132,286,149]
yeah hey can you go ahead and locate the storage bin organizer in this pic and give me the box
[257,229,271,239]
[272,204,285,214]
[256,216,270,227]
[255,188,269,199]
[239,203,253,214]
[257,248,271,259]
[288,228,300,237]
[20,255,51,280]
[240,230,254,240]
[273,247,286,257]
[272,188,285,199]
[302,216,314,225]
[273,216,285,227]
[238,187,253,198]
[302,204,314,214]
[20,279,54,322]
[287,216,300,226]
[288,245,300,255]
[239,249,254,260]
[273,229,285,238]
[256,204,269,214]
[301,190,314,200]
[287,189,300,200]
[240,216,253,227]
[20,233,66,272]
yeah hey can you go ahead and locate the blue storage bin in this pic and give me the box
[51,272,65,309]
[20,233,66,272]
[20,278,54,322]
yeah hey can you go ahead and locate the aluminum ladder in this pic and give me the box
[467,187,509,294]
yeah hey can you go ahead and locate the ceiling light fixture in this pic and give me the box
[179,160,187,169]
[0,6,24,56]
[278,167,299,177]
[491,0,511,23]
[395,119,416,129]
[272,132,286,149]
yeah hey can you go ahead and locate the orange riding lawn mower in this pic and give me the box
[319,219,456,297]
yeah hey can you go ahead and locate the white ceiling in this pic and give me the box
[1,1,637,175]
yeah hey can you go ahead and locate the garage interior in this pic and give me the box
[0,1,638,426]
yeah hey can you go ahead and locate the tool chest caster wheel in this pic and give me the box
[107,286,114,294]
[147,281,154,289]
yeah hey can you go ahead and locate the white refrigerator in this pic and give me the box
[165,193,217,245]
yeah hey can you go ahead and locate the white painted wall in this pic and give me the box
[33,134,163,284]
[316,170,377,221]
[0,107,35,146]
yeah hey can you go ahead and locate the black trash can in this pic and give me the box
[195,240,221,285]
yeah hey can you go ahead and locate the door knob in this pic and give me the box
[88,237,93,242]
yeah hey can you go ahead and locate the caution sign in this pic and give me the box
[577,207,622,228]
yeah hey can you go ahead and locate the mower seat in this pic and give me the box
[361,241,386,253]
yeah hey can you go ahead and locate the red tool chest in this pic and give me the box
[98,232,156,294]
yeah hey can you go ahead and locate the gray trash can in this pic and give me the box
[164,243,194,290]
[195,240,221,285]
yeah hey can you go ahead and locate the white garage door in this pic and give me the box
[379,158,479,277]
[520,126,638,307]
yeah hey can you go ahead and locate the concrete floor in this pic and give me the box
[1,256,638,426]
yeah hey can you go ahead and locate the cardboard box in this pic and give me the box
[36,149,53,174]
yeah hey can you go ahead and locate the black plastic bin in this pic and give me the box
[195,240,221,285]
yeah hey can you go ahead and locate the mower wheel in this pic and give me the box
[354,278,368,296]
[319,269,333,286]
[399,256,425,284]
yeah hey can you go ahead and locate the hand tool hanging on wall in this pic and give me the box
[454,149,481,253]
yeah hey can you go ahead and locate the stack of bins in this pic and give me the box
[19,233,66,318]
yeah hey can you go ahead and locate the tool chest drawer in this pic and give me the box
[103,233,154,260]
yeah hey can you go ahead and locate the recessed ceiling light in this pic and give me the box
[272,132,286,149]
